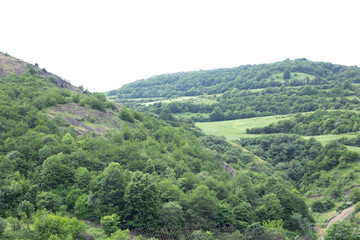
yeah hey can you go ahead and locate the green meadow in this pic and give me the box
[197,115,360,152]
[196,115,290,140]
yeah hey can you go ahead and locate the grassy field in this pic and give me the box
[303,134,358,146]
[144,95,218,106]
[174,112,210,119]
[311,202,343,224]
[196,115,290,140]
[196,115,360,151]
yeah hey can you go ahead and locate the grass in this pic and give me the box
[303,134,357,145]
[268,72,315,83]
[174,112,210,119]
[196,115,290,140]
[196,114,360,153]
[144,95,218,106]
[312,202,343,223]
[345,145,360,153]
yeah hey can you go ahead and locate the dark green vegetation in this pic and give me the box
[108,59,360,122]
[0,56,315,239]
[106,58,360,239]
[247,110,360,135]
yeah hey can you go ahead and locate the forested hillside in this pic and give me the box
[106,58,360,239]
[108,59,360,122]
[0,54,316,239]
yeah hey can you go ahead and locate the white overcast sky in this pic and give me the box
[1,0,360,92]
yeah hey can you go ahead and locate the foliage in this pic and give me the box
[33,211,86,240]
[0,65,321,238]
[325,221,358,240]
[100,214,120,236]
[247,110,360,135]
[110,59,360,122]
[0,217,6,236]
[311,197,335,213]
[108,229,132,240]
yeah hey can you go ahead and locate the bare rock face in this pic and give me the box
[222,161,236,176]
[0,51,79,92]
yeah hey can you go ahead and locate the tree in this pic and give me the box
[0,217,6,237]
[348,187,360,204]
[283,69,291,79]
[189,185,218,227]
[160,202,184,228]
[123,172,159,228]
[325,221,358,240]
[18,200,34,219]
[40,154,73,190]
[209,106,225,121]
[36,192,63,212]
[101,214,120,236]
[262,193,283,220]
[34,211,86,240]
[96,162,126,216]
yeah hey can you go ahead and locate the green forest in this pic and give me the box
[2,54,360,239]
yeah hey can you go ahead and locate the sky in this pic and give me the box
[1,0,360,92]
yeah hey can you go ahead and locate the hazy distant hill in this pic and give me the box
[109,58,360,98]
[108,59,360,122]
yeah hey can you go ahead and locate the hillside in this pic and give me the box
[106,58,360,239]
[108,59,360,122]
[0,51,77,91]
[0,53,317,239]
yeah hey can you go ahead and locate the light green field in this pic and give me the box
[196,115,290,140]
[144,95,218,106]
[269,72,316,83]
[303,134,357,146]
[174,112,210,119]
[196,115,360,153]
[345,145,360,153]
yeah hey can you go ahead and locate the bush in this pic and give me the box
[108,229,132,240]
[18,200,34,218]
[348,187,360,204]
[311,197,335,213]
[0,217,6,236]
[119,107,134,123]
[100,214,120,236]
[34,211,86,240]
[7,216,21,231]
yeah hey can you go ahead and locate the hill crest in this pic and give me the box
[0,51,77,92]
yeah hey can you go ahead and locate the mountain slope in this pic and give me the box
[0,51,77,91]
[108,59,360,123]
[0,53,315,239]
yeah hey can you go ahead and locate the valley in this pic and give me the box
[2,52,360,239]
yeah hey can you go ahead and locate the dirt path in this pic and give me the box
[317,205,355,240]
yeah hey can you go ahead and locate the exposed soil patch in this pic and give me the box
[47,103,122,135]
[0,51,79,92]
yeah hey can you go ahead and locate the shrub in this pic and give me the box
[0,217,6,236]
[7,216,21,231]
[18,200,34,218]
[34,211,86,240]
[311,197,335,213]
[119,107,134,123]
[100,214,120,236]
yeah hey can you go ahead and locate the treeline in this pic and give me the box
[247,110,360,135]
[236,134,360,196]
[109,59,360,99]
[0,72,313,239]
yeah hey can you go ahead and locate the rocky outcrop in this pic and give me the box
[0,51,79,92]
[222,161,236,176]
